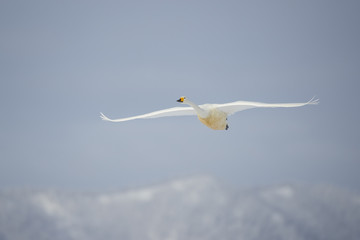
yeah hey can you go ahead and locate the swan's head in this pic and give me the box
[177,96,186,103]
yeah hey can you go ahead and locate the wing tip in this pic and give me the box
[100,112,111,121]
[308,96,320,105]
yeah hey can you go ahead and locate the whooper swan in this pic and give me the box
[100,96,319,130]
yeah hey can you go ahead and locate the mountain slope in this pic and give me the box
[0,176,359,240]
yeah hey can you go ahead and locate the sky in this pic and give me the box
[1,0,360,192]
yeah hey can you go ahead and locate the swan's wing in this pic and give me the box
[100,106,196,122]
[217,97,319,116]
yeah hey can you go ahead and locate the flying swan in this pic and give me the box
[100,96,319,130]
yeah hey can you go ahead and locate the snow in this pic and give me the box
[1,176,360,240]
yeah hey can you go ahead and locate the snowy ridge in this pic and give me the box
[0,176,359,240]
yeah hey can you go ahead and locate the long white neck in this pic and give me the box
[183,99,208,118]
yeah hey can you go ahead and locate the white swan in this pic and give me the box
[100,96,319,130]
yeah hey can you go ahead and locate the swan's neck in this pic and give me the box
[184,99,207,118]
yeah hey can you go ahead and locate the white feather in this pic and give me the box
[100,107,195,122]
[216,96,319,116]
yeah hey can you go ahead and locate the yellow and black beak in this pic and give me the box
[177,97,185,103]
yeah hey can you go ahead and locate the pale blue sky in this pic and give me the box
[1,0,359,191]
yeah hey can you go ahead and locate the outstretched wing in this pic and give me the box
[217,97,319,116]
[100,106,196,122]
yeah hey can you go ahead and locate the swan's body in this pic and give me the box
[100,96,319,130]
[198,108,228,130]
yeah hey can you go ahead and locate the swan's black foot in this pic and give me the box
[226,124,229,130]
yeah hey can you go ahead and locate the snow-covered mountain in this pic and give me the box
[1,176,359,240]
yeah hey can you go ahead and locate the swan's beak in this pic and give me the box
[177,97,184,103]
